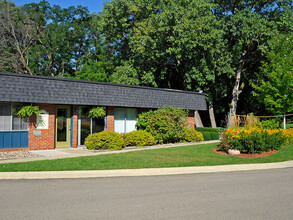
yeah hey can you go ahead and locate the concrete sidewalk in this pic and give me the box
[1,160,293,180]
[0,140,220,164]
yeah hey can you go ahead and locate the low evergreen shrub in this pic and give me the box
[123,130,156,147]
[194,127,219,140]
[183,129,204,142]
[194,127,218,132]
[202,132,211,141]
[85,131,125,150]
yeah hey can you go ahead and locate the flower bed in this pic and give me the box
[219,128,293,154]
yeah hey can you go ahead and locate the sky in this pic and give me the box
[11,0,107,13]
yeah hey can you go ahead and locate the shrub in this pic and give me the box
[219,127,292,154]
[259,119,280,129]
[85,131,125,150]
[136,106,188,144]
[210,132,220,140]
[123,130,156,147]
[194,127,219,140]
[202,132,211,141]
[194,127,218,132]
[183,129,204,142]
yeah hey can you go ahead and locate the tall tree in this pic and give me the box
[99,0,233,127]
[253,34,293,129]
[212,0,293,127]
[0,0,39,74]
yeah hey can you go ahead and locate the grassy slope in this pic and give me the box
[0,143,293,172]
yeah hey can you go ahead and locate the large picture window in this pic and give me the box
[114,108,137,133]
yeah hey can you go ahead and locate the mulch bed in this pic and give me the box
[213,147,280,158]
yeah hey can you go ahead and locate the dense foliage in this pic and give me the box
[85,131,125,150]
[88,107,106,119]
[1,0,292,126]
[136,106,188,144]
[123,130,156,147]
[16,105,40,118]
[220,128,293,154]
[183,129,204,142]
[194,127,220,141]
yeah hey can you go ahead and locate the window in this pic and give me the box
[114,108,137,133]
[0,103,28,131]
[12,105,29,130]
[0,103,12,131]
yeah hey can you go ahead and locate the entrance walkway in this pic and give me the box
[0,140,220,164]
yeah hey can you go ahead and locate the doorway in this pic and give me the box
[55,105,71,147]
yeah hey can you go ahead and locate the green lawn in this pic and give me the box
[1,143,293,172]
[286,124,293,129]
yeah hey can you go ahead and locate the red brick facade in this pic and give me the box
[29,104,55,150]
[27,104,78,150]
[106,106,115,131]
[188,110,195,129]
[72,105,78,148]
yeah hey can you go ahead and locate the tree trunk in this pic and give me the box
[209,102,217,128]
[195,110,203,127]
[228,52,246,128]
[284,113,286,130]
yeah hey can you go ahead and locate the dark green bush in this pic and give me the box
[210,132,220,140]
[123,130,156,147]
[85,131,125,150]
[194,127,218,132]
[136,106,188,144]
[183,129,204,142]
[194,127,219,141]
[202,132,211,141]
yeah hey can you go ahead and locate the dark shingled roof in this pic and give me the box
[0,72,207,111]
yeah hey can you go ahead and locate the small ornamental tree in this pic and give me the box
[253,34,293,129]
[136,106,188,144]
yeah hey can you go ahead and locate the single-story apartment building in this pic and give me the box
[0,72,207,151]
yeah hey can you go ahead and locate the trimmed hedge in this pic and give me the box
[183,128,204,142]
[123,130,156,147]
[85,131,125,150]
[194,127,219,141]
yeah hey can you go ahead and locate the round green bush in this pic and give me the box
[183,129,204,142]
[123,130,156,147]
[85,131,125,150]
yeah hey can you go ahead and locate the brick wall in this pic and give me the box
[29,104,55,150]
[188,110,195,129]
[106,106,115,131]
[72,105,78,148]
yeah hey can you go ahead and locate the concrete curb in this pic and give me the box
[1,160,293,180]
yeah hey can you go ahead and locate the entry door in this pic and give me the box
[55,106,71,147]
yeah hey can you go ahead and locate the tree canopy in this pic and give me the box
[0,0,292,127]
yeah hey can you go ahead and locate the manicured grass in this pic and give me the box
[286,124,293,129]
[1,143,293,172]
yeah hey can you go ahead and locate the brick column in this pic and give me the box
[106,106,115,131]
[29,104,55,150]
[188,110,195,129]
[72,105,78,148]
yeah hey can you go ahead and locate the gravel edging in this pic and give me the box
[0,150,39,160]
